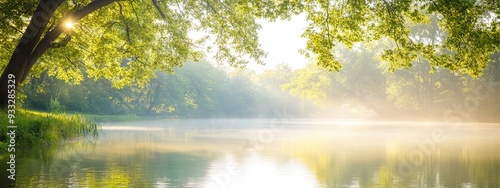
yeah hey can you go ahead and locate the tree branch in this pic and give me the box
[118,1,132,44]
[382,0,401,51]
[65,55,81,68]
[152,0,166,19]
[325,1,332,48]
[50,33,72,48]
[24,0,118,81]
[204,0,251,45]
[130,1,141,23]
[8,24,24,34]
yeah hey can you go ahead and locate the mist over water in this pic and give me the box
[3,119,500,187]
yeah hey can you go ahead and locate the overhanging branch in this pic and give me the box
[152,0,166,19]
[118,1,132,44]
[27,0,119,75]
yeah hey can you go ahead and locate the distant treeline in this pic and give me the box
[21,48,500,120]
[21,61,311,118]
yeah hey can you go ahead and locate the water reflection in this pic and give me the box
[1,120,500,187]
[278,123,500,188]
[200,153,319,188]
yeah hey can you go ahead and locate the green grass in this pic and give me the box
[0,109,98,154]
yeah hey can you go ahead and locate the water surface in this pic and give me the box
[2,119,500,187]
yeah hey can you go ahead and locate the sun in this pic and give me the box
[65,21,74,29]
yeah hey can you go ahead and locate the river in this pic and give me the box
[2,119,500,187]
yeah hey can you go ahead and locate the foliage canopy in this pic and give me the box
[0,0,499,91]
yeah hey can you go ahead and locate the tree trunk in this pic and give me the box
[0,0,118,108]
[0,0,64,108]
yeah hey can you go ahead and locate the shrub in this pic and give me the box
[48,97,66,114]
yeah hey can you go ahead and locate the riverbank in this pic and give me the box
[83,114,167,122]
[0,110,98,154]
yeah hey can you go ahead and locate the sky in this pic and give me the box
[247,15,309,73]
[190,15,310,73]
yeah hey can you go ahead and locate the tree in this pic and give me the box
[0,0,265,107]
[256,64,310,117]
[1,0,499,108]
[283,43,392,115]
[300,0,500,76]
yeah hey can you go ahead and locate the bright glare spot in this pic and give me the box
[201,154,319,188]
[65,21,74,29]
